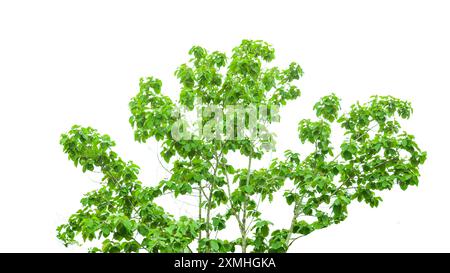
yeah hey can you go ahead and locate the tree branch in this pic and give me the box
[241,152,253,253]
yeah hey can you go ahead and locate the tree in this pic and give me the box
[57,40,427,253]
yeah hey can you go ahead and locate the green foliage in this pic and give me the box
[58,40,426,253]
[314,93,341,122]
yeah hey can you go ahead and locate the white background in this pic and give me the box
[1,0,449,252]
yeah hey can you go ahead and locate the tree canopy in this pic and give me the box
[57,40,426,253]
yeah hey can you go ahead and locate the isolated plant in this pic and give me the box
[57,40,427,253]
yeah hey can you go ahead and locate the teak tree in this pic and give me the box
[57,40,427,253]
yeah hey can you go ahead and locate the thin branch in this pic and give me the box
[244,193,262,234]
[155,144,173,175]
[241,151,253,253]
[186,245,193,253]
[288,235,304,247]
